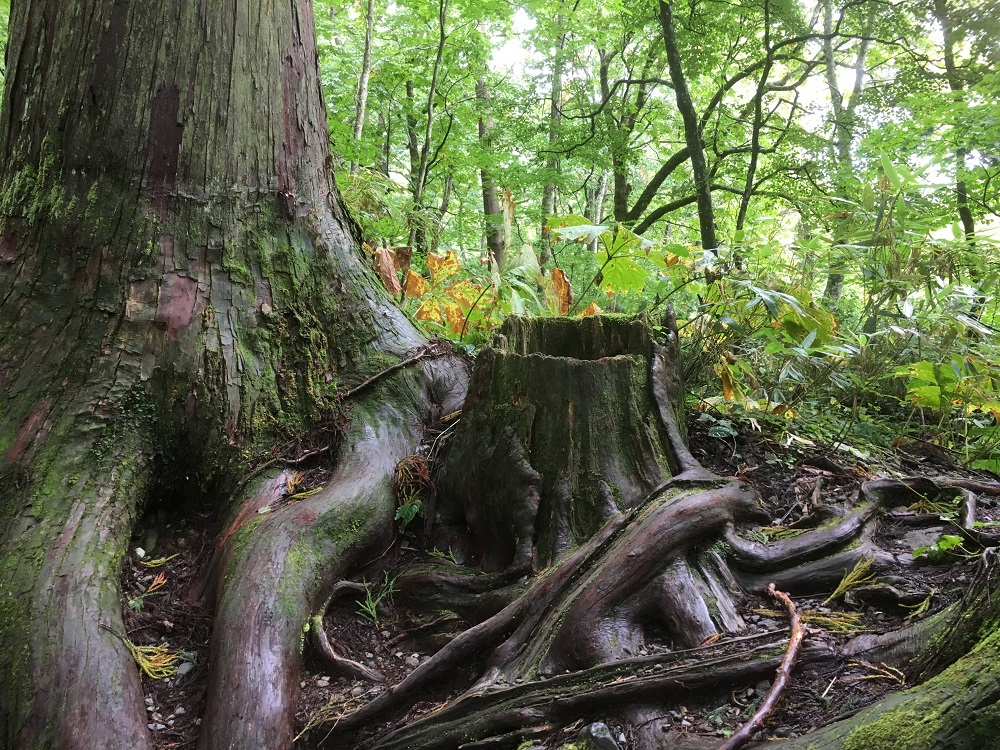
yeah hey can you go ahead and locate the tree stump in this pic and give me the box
[437,313,698,571]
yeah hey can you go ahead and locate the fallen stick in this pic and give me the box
[717,583,806,750]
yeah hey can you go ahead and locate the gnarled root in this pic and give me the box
[311,581,384,682]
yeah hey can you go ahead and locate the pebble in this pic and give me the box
[365,652,374,658]
[175,707,186,715]
[147,723,165,731]
[404,656,420,669]
[145,697,154,706]
[381,631,390,638]
[576,721,620,750]
[350,686,366,697]
[317,679,330,688]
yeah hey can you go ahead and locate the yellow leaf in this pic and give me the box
[404,270,430,299]
[577,302,602,317]
[550,268,573,316]
[415,299,444,325]
[427,251,461,285]
[443,279,484,308]
[442,300,466,335]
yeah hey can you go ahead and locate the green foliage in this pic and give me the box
[913,534,971,564]
[313,0,1000,468]
[356,573,396,625]
[394,498,421,532]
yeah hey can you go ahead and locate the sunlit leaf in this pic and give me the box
[415,298,444,325]
[551,223,609,244]
[880,153,901,190]
[596,251,647,293]
[427,251,461,284]
[908,385,942,409]
[578,302,602,317]
[442,299,466,335]
[403,270,430,299]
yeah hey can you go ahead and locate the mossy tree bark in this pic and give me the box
[0,2,462,749]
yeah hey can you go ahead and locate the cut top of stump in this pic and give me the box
[489,315,671,362]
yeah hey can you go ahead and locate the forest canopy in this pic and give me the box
[307,0,1000,465]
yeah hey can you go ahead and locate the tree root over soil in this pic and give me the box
[313,469,996,750]
[300,318,1000,750]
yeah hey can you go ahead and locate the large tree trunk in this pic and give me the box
[0,2,461,749]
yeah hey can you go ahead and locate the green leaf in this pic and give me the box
[880,153,902,190]
[551,223,610,244]
[908,385,942,409]
[596,251,648,293]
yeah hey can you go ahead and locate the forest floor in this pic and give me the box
[121,407,999,750]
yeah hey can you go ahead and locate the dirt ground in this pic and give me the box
[124,409,999,749]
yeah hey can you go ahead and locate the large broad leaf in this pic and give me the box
[371,246,402,296]
[545,214,596,231]
[908,385,942,409]
[403,270,429,299]
[550,223,610,245]
[442,279,485,309]
[390,245,413,274]
[427,251,461,285]
[597,251,647,293]
[415,298,444,325]
[601,224,654,256]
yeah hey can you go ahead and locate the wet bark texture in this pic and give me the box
[0,2,459,749]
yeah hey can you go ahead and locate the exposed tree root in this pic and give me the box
[360,633,835,750]
[301,318,1000,749]
[311,581,384,682]
[199,356,467,750]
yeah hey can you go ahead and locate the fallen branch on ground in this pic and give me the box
[718,584,806,750]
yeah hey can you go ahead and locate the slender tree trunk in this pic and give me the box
[658,1,717,250]
[477,77,504,267]
[0,2,460,749]
[540,22,567,267]
[734,0,772,236]
[933,0,980,319]
[407,0,449,256]
[350,0,377,174]
[820,0,871,305]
